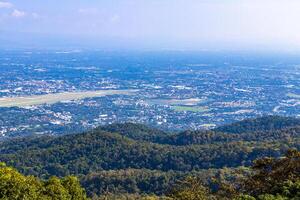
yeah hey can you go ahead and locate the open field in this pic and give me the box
[0,90,138,108]
[287,93,300,99]
[149,98,206,106]
[171,106,210,112]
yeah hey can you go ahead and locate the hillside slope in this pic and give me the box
[0,115,299,197]
[215,115,300,134]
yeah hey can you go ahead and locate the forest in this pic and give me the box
[0,115,299,199]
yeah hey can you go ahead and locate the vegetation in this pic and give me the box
[168,176,210,200]
[171,106,210,113]
[99,123,168,143]
[240,149,300,199]
[0,162,88,200]
[215,115,300,134]
[1,128,299,177]
[165,149,300,200]
[0,115,299,199]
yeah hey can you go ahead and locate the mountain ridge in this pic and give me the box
[0,115,299,198]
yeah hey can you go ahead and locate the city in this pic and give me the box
[0,50,299,137]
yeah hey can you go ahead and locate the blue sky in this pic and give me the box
[1,0,300,50]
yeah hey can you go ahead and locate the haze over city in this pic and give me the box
[1,0,300,50]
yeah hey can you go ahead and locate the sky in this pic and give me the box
[1,0,300,50]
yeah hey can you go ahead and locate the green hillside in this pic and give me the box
[215,115,300,134]
[0,116,299,199]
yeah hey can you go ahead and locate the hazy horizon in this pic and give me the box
[1,0,300,51]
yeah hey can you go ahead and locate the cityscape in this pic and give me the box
[0,50,299,137]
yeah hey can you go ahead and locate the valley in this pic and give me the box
[0,51,299,137]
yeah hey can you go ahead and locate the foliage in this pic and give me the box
[168,176,210,200]
[95,193,171,200]
[242,149,300,197]
[1,122,299,179]
[168,150,300,200]
[99,123,168,143]
[215,115,300,134]
[0,116,299,198]
[0,162,89,200]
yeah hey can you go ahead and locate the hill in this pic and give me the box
[214,115,300,134]
[0,115,299,198]
[99,116,300,145]
[0,129,280,176]
[99,123,169,143]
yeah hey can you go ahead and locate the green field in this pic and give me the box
[149,98,206,106]
[287,92,300,99]
[171,106,210,112]
[0,90,138,108]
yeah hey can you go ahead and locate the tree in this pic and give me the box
[0,162,41,200]
[0,162,89,200]
[242,149,300,197]
[62,176,88,200]
[42,176,71,200]
[168,177,210,200]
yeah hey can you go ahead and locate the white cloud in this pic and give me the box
[11,9,26,18]
[0,1,13,8]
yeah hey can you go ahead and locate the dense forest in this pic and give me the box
[0,115,299,199]
[0,162,88,200]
